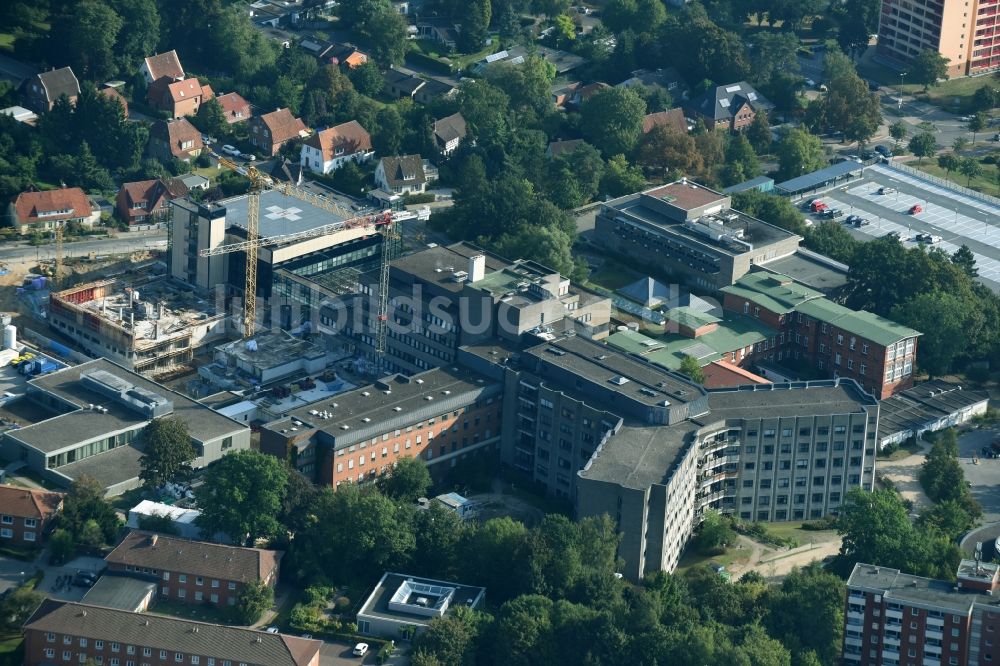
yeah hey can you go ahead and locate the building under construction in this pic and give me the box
[170,192,400,330]
[48,275,227,376]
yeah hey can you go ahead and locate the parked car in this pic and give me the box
[243,154,256,162]
[909,204,923,214]
[809,200,828,213]
[846,215,863,225]
[265,627,279,634]
[200,134,214,145]
[875,145,893,157]
[221,144,240,157]
[353,643,370,657]
[862,150,877,161]
[877,186,895,195]
[868,80,881,91]
[825,209,844,218]
[914,233,941,244]
[851,217,870,227]
[804,78,816,87]
[844,154,863,163]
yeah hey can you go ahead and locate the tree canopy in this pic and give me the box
[139,417,197,489]
[195,450,289,544]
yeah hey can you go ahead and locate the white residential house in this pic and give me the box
[374,155,438,195]
[299,120,374,175]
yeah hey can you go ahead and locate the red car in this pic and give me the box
[909,204,922,214]
[810,200,828,212]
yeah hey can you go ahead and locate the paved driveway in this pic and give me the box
[0,551,107,600]
[958,427,1000,522]
[320,641,408,666]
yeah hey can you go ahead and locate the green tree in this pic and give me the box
[0,585,44,632]
[347,60,385,97]
[969,111,989,144]
[953,136,970,153]
[581,87,646,157]
[892,291,977,376]
[459,0,491,52]
[678,355,706,384]
[836,487,917,572]
[973,85,1000,112]
[952,245,979,278]
[600,154,646,196]
[49,528,75,565]
[766,565,845,665]
[61,475,122,547]
[938,152,960,177]
[413,605,490,666]
[695,510,735,554]
[376,456,433,502]
[50,0,123,81]
[139,417,197,489]
[374,106,405,156]
[459,517,530,601]
[137,512,181,536]
[889,121,908,150]
[212,6,277,80]
[810,72,882,144]
[775,128,826,181]
[908,131,938,164]
[235,580,274,625]
[733,190,808,236]
[194,98,228,139]
[959,156,984,186]
[746,110,773,154]
[748,32,800,85]
[553,14,576,46]
[195,450,289,544]
[725,134,761,181]
[910,49,950,91]
[364,9,409,66]
[633,124,703,181]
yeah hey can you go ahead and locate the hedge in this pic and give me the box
[405,51,455,76]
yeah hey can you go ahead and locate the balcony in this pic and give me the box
[886,609,903,620]
[922,659,940,666]
[845,637,863,648]
[925,629,942,641]
[884,636,900,647]
[847,611,865,623]
[881,647,901,659]
[926,617,943,628]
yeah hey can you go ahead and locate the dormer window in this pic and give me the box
[335,146,345,156]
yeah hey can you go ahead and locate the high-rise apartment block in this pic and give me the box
[845,560,1000,666]
[878,0,1000,78]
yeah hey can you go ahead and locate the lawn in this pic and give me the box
[910,159,1000,197]
[0,632,24,666]
[407,39,500,71]
[762,521,838,547]
[585,261,641,292]
[0,33,14,54]
[877,439,924,461]
[857,58,1000,111]
[149,599,235,625]
[675,544,750,575]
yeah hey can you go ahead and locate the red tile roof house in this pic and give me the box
[300,120,373,174]
[642,108,690,135]
[215,91,252,124]
[0,484,64,547]
[249,108,309,157]
[148,77,214,119]
[147,118,204,162]
[104,531,282,609]
[8,187,99,235]
[21,66,81,113]
[115,178,188,226]
[23,600,322,666]
[140,50,185,86]
[98,85,129,118]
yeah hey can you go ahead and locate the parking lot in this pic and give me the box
[805,163,1000,290]
[958,427,1000,523]
[0,552,106,599]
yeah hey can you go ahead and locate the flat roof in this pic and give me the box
[722,176,774,194]
[579,421,696,490]
[220,189,351,239]
[760,252,848,293]
[391,242,510,294]
[774,161,863,194]
[51,443,144,488]
[81,576,157,611]
[216,329,326,372]
[265,365,499,443]
[703,379,877,421]
[645,181,727,210]
[358,572,486,628]
[20,359,245,452]
[524,335,706,407]
[848,563,997,613]
[720,271,823,314]
[878,380,990,442]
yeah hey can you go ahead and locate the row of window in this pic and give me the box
[42,646,242,665]
[0,528,34,540]
[0,516,36,527]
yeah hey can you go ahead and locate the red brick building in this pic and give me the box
[248,108,308,156]
[0,484,63,547]
[115,178,188,226]
[104,531,281,608]
[260,367,502,488]
[720,271,921,399]
[23,600,320,666]
[684,81,772,132]
[844,560,1000,665]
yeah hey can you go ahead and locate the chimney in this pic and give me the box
[158,302,165,319]
[468,254,485,283]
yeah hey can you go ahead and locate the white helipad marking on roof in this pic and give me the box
[264,205,303,221]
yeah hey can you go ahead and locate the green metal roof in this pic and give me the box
[604,330,666,355]
[663,307,721,330]
[796,299,922,346]
[720,272,823,314]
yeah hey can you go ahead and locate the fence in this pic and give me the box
[887,161,1000,209]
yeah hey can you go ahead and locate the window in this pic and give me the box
[176,653,184,663]
[24,518,36,528]
[228,582,237,590]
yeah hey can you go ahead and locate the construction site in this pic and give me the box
[47,274,227,376]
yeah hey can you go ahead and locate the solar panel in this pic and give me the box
[747,92,757,101]
[719,99,730,108]
[725,85,742,92]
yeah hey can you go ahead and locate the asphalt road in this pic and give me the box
[0,232,168,264]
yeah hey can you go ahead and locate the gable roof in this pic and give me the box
[215,92,251,123]
[643,108,688,134]
[795,298,922,346]
[143,50,184,81]
[167,78,206,104]
[547,138,586,159]
[268,158,304,185]
[433,113,466,144]
[0,484,64,520]
[686,81,772,122]
[256,108,308,145]
[36,67,80,102]
[14,187,92,224]
[418,78,456,99]
[379,155,426,187]
[326,43,367,65]
[106,530,281,583]
[304,120,372,161]
[25,600,321,666]
[99,86,128,112]
[118,179,186,210]
[385,68,426,95]
[149,118,203,156]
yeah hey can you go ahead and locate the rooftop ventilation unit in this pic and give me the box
[81,369,173,418]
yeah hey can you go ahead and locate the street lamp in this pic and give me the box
[898,71,907,110]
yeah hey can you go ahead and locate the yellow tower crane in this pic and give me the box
[202,154,396,356]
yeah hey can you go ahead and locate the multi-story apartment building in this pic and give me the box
[329,242,611,376]
[877,0,1000,78]
[459,334,879,580]
[260,365,502,486]
[594,179,803,291]
[23,600,321,666]
[844,560,1000,666]
[721,271,921,398]
[0,484,64,547]
[104,531,281,608]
